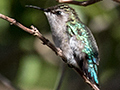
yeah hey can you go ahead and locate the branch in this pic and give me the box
[0,13,66,62]
[0,13,99,90]
[57,0,102,6]
[113,0,120,3]
[0,74,20,90]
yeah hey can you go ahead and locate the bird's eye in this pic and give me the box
[56,11,62,15]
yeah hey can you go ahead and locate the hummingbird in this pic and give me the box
[26,4,100,87]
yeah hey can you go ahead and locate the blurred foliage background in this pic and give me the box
[0,0,120,90]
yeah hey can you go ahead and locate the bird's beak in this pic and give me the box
[25,5,48,12]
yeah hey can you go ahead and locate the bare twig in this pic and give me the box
[57,0,102,6]
[0,13,99,90]
[0,13,66,62]
[0,74,20,90]
[113,0,120,3]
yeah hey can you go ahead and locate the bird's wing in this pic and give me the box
[67,21,100,86]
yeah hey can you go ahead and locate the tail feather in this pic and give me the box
[83,58,99,87]
[75,53,99,87]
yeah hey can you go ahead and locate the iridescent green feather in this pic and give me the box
[45,4,99,85]
[66,14,99,84]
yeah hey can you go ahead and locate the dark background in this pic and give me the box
[0,0,120,90]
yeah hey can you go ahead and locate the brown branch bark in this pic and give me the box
[0,74,20,90]
[57,0,102,6]
[113,0,120,3]
[0,13,100,90]
[57,0,120,6]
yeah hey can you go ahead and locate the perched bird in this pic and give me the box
[26,4,100,87]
